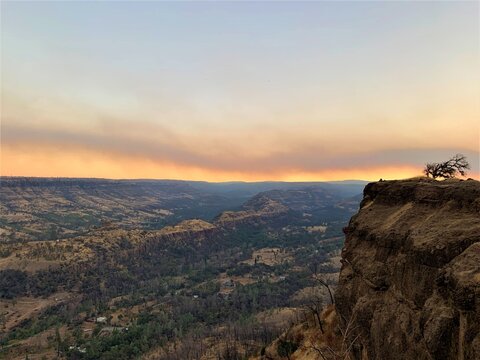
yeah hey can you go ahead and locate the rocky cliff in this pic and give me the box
[335,178,480,360]
[215,195,290,228]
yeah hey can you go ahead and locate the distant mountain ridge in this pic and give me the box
[0,177,365,242]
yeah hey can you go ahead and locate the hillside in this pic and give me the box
[0,178,238,242]
[0,178,365,242]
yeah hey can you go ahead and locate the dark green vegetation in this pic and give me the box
[0,178,363,359]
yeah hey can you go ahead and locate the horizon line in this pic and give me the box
[0,175,372,184]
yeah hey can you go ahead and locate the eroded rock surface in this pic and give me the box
[335,179,480,360]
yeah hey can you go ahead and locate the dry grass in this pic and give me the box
[255,307,300,329]
[0,292,71,331]
[3,325,68,360]
[0,255,61,273]
[257,305,351,360]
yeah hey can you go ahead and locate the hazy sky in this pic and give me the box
[1,1,479,181]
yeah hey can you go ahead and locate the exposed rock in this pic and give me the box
[243,188,337,212]
[148,219,218,246]
[215,196,290,228]
[159,219,216,235]
[335,179,480,360]
[253,305,343,360]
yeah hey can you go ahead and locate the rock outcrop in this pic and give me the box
[335,178,480,360]
[145,219,219,248]
[215,195,290,228]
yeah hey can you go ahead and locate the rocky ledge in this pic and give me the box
[335,178,480,360]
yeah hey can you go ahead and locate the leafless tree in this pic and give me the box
[302,264,336,334]
[424,154,470,179]
[305,312,360,360]
[308,263,335,305]
[303,293,325,333]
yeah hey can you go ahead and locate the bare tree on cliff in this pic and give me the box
[306,310,359,360]
[424,154,470,179]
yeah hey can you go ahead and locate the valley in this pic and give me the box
[0,178,365,359]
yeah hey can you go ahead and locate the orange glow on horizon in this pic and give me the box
[4,145,476,182]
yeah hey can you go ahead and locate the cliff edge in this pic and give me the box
[335,178,480,360]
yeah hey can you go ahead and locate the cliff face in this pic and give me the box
[335,179,480,360]
[215,196,290,228]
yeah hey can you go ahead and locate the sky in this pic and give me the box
[1,1,479,181]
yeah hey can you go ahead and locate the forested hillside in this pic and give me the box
[0,178,364,359]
